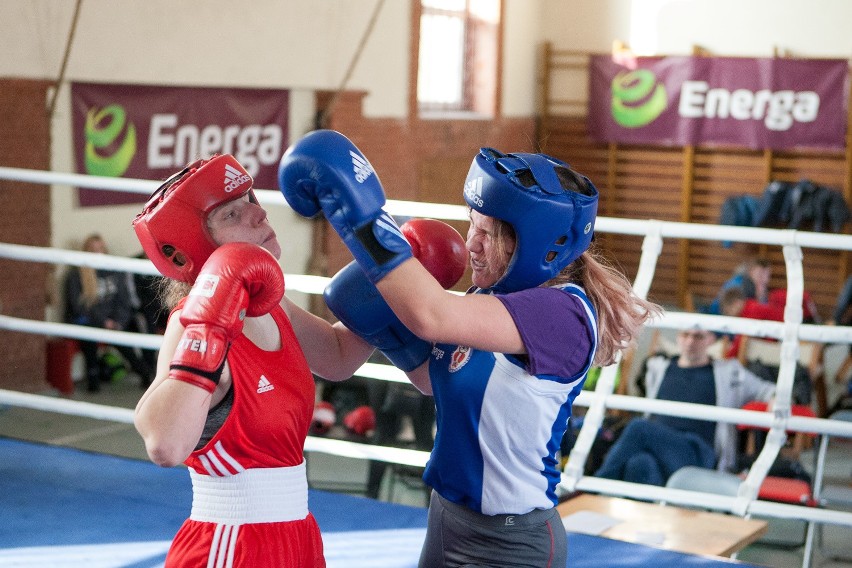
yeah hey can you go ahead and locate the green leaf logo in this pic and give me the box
[611,69,667,128]
[84,104,137,177]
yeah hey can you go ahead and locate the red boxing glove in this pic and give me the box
[343,405,376,436]
[401,219,468,289]
[169,243,285,393]
[310,401,337,435]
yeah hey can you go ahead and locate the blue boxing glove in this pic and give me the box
[278,129,411,283]
[324,261,430,372]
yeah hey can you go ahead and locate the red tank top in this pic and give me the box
[177,301,316,474]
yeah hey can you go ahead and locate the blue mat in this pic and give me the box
[0,437,762,567]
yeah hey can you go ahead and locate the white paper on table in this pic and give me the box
[561,511,622,535]
[634,531,666,546]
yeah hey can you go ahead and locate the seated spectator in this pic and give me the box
[127,251,167,374]
[720,286,815,405]
[63,233,154,392]
[711,258,821,323]
[708,258,772,315]
[829,274,852,391]
[831,274,852,328]
[765,288,822,324]
[719,286,785,322]
[719,287,786,359]
[593,327,776,486]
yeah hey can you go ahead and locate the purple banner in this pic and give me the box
[588,55,848,150]
[71,83,289,206]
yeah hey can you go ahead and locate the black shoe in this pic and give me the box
[86,370,101,393]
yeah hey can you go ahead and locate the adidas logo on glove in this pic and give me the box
[350,151,374,183]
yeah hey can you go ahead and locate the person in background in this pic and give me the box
[279,131,661,568]
[711,257,821,323]
[63,233,154,392]
[708,258,772,315]
[828,274,852,392]
[126,250,168,380]
[132,154,466,567]
[594,327,776,486]
[831,275,852,329]
[364,379,435,500]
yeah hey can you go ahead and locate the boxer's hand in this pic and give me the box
[401,219,468,289]
[169,243,285,392]
[278,129,411,283]
[324,219,467,371]
[343,405,376,436]
[325,261,431,371]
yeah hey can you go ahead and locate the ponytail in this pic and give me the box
[549,248,661,366]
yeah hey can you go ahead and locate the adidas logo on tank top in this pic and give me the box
[256,375,274,394]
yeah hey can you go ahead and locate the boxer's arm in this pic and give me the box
[324,261,432,372]
[405,364,433,396]
[134,311,219,467]
[135,243,284,466]
[282,294,376,381]
[376,218,525,354]
[377,259,525,355]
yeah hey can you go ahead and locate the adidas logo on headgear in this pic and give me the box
[350,151,374,183]
[224,163,251,192]
[464,176,484,207]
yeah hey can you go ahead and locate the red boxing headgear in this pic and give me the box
[132,155,255,283]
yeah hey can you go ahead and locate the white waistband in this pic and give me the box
[189,462,308,525]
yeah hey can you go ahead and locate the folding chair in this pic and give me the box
[803,409,852,567]
[737,401,819,550]
[736,336,827,416]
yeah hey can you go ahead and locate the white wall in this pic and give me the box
[1,0,417,267]
[650,0,852,57]
[1,1,411,114]
[540,0,852,58]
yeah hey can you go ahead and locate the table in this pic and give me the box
[557,493,768,558]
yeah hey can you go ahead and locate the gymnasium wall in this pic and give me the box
[0,79,51,391]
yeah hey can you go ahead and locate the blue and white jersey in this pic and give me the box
[424,284,597,515]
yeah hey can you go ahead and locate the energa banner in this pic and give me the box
[71,83,289,206]
[588,55,848,151]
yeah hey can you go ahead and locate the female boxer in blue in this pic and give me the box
[280,132,660,568]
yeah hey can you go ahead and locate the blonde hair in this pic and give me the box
[488,218,660,366]
[78,234,105,308]
[547,247,661,367]
[159,278,192,311]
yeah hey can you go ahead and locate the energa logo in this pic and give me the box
[610,69,667,128]
[84,104,137,177]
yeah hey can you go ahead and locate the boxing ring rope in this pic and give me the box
[2,168,852,535]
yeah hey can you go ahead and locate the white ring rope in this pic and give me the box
[0,389,427,467]
[7,164,852,248]
[2,167,852,530]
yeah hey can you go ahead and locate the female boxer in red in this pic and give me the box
[133,154,466,568]
[133,155,372,567]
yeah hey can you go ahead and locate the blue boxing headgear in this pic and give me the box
[463,148,599,293]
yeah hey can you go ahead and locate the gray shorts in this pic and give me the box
[418,490,567,568]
